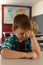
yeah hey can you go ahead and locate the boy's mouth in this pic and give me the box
[18,38,26,42]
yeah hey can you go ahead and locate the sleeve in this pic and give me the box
[27,38,32,52]
[1,37,13,50]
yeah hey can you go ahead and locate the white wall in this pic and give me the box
[32,0,43,17]
[0,5,2,38]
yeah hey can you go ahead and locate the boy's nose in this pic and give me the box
[23,33,26,38]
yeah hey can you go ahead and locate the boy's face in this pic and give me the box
[14,28,30,42]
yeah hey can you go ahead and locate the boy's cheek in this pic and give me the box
[25,32,30,38]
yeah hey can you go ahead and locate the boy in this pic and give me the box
[1,14,40,59]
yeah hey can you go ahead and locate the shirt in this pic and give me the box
[19,41,25,52]
[2,34,32,52]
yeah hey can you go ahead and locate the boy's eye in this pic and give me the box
[21,33,24,35]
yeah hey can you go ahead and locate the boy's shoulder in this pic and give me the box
[5,34,18,42]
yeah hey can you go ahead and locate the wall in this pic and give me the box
[32,0,43,17]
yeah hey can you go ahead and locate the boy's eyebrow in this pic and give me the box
[21,32,25,35]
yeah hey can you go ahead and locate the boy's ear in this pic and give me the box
[12,24,14,31]
[12,26,15,33]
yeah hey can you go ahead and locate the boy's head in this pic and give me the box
[13,14,32,42]
[13,14,31,30]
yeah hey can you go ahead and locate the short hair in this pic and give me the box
[13,14,32,30]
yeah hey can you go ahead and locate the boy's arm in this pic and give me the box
[25,38,40,59]
[1,48,26,59]
[31,36,41,56]
[26,52,38,59]
[26,31,41,59]
[1,48,38,59]
[30,31,41,56]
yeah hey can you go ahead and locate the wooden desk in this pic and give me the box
[0,52,43,65]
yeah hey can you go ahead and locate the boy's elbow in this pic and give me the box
[1,48,7,58]
[37,48,41,57]
[38,50,41,56]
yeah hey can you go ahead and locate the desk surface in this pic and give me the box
[0,52,43,65]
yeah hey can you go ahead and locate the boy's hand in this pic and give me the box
[32,52,38,59]
[26,31,35,39]
[25,52,38,59]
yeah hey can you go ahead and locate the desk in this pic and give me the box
[0,52,43,65]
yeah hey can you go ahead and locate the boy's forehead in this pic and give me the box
[20,28,29,33]
[16,27,30,32]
